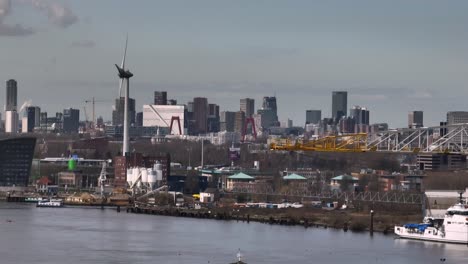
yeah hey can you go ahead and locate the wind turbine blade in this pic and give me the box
[118,35,128,97]
[121,34,128,69]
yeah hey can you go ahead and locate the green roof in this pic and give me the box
[332,175,358,181]
[228,172,254,180]
[283,173,307,180]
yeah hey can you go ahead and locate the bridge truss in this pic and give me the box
[270,123,468,154]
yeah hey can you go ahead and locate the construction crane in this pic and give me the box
[84,97,111,129]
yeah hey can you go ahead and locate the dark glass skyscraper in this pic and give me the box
[6,79,17,111]
[112,97,136,126]
[306,110,322,125]
[63,108,80,134]
[193,97,208,134]
[332,91,347,121]
[154,91,167,105]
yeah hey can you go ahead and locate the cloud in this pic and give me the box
[27,0,78,28]
[0,0,78,37]
[71,40,96,48]
[0,23,34,36]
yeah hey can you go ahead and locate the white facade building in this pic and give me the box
[142,105,185,135]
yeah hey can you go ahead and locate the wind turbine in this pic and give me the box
[115,35,133,156]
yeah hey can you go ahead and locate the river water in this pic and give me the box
[0,202,466,264]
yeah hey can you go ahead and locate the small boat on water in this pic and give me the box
[25,197,44,203]
[37,199,64,208]
[230,249,247,264]
[394,192,468,244]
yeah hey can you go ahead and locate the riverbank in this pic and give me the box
[126,206,422,233]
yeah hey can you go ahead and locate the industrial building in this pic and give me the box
[113,153,170,188]
[0,137,36,187]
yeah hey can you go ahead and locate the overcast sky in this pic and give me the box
[1,0,468,128]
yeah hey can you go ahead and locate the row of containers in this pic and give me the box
[126,162,164,189]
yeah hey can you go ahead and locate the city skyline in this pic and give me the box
[2,0,468,127]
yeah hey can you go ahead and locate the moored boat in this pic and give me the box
[394,192,468,244]
[37,199,64,208]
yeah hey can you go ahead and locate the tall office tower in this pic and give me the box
[63,108,80,134]
[207,103,220,132]
[112,97,136,126]
[22,106,40,133]
[154,91,167,105]
[446,111,468,144]
[136,112,143,127]
[305,110,322,124]
[240,98,255,117]
[6,79,17,111]
[5,79,18,133]
[168,99,177,105]
[40,112,48,130]
[193,97,208,134]
[220,111,235,132]
[350,106,370,125]
[234,111,246,133]
[332,91,347,121]
[261,96,279,127]
[408,111,423,128]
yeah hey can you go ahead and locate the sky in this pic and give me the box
[1,0,468,128]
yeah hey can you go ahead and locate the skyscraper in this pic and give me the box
[193,97,208,134]
[408,111,423,128]
[260,96,279,128]
[332,91,347,121]
[220,111,236,132]
[154,91,167,105]
[112,97,136,126]
[240,98,255,117]
[305,110,321,124]
[6,79,17,111]
[234,111,246,134]
[207,103,220,132]
[5,79,18,133]
[22,106,40,133]
[350,106,370,125]
[63,108,80,134]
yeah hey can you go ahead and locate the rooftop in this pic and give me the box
[283,173,306,180]
[228,172,255,180]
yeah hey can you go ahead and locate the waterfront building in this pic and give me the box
[240,98,255,117]
[408,111,423,128]
[305,110,321,125]
[154,91,167,105]
[0,137,36,187]
[332,91,347,122]
[112,97,136,126]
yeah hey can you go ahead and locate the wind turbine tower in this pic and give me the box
[115,36,134,156]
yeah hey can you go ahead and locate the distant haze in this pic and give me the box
[1,0,468,128]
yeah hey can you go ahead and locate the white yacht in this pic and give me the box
[394,193,468,244]
[37,199,64,208]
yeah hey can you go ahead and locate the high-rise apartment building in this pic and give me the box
[207,103,220,132]
[112,97,136,126]
[220,111,236,132]
[63,108,80,134]
[350,106,370,125]
[193,97,208,134]
[154,91,167,105]
[6,79,17,111]
[332,91,347,121]
[240,98,255,118]
[408,111,423,128]
[305,110,321,125]
[234,111,246,134]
